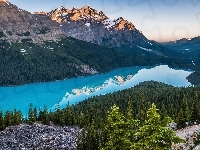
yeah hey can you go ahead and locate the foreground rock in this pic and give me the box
[173,124,200,150]
[0,123,80,150]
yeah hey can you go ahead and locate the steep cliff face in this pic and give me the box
[0,1,65,43]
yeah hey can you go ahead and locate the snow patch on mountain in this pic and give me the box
[102,19,115,29]
[137,46,153,52]
[85,23,90,27]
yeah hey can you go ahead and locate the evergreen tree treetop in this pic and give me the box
[133,103,185,150]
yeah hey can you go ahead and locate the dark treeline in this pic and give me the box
[0,37,197,86]
[0,37,151,86]
[187,61,200,85]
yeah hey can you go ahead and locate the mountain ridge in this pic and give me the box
[39,5,186,58]
[162,36,200,51]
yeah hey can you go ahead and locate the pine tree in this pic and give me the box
[38,105,49,125]
[78,111,86,128]
[126,97,134,119]
[176,108,185,128]
[13,108,22,125]
[137,93,147,125]
[132,103,185,150]
[176,96,190,127]
[191,92,200,124]
[4,110,13,127]
[0,110,4,131]
[102,105,135,150]
[160,104,168,119]
[85,120,99,150]
[28,103,37,124]
[64,103,75,126]
[54,103,60,124]
[33,107,37,121]
[181,96,190,122]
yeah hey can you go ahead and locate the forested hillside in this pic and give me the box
[0,37,194,86]
[0,37,151,86]
[1,81,200,149]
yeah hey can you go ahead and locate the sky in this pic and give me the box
[9,0,200,42]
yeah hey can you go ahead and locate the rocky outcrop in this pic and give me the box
[114,17,135,30]
[0,1,66,43]
[48,5,134,31]
[48,5,108,23]
[172,124,200,150]
[34,11,48,15]
[0,123,80,149]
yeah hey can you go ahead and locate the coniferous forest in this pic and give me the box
[1,81,200,149]
[0,37,198,86]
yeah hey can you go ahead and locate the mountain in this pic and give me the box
[45,5,184,58]
[0,1,194,86]
[0,0,65,43]
[162,36,200,51]
[162,36,200,59]
[0,1,146,86]
[1,34,158,86]
[0,1,150,86]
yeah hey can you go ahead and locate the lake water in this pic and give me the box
[0,65,193,115]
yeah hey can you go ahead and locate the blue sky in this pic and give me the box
[9,0,200,42]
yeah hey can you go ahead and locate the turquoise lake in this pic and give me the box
[0,65,193,115]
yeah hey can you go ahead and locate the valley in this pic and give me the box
[0,0,200,149]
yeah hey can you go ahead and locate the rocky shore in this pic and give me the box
[0,123,80,150]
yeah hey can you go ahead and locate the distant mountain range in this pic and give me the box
[162,36,200,59]
[162,36,200,51]
[0,1,196,59]
[34,5,184,58]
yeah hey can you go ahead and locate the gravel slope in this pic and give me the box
[0,123,80,150]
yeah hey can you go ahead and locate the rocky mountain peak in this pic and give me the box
[48,5,108,22]
[114,17,135,30]
[45,5,139,50]
[47,5,135,31]
[0,0,9,5]
[72,7,78,13]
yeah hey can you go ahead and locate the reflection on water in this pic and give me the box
[0,65,193,115]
